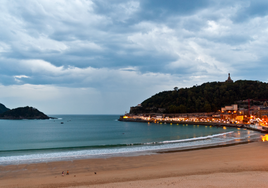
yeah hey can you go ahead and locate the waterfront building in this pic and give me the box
[257,107,268,118]
[221,104,238,112]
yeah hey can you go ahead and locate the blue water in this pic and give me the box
[0,115,260,165]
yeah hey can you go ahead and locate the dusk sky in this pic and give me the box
[1,0,268,114]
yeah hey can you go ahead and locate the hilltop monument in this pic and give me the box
[225,73,233,83]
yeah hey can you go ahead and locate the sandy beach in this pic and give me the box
[1,141,268,188]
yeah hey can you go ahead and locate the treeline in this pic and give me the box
[139,80,268,114]
[0,103,10,114]
[0,106,49,119]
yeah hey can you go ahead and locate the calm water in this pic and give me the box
[0,115,260,165]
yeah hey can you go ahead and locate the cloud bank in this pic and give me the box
[0,0,268,113]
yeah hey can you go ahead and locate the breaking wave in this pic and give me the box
[0,130,259,165]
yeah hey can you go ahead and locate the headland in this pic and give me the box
[120,77,268,135]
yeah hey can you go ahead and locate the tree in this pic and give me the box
[140,80,268,114]
[204,102,212,112]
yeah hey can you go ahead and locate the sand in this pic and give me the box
[1,141,268,188]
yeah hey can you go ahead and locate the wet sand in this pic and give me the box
[1,141,268,188]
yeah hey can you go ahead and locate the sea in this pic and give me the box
[0,115,262,165]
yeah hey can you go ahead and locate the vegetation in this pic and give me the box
[131,80,268,114]
[0,106,49,119]
[0,103,10,114]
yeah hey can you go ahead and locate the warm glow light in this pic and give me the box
[223,126,227,130]
[261,135,268,142]
[123,116,128,119]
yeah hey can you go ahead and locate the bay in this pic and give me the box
[0,115,259,165]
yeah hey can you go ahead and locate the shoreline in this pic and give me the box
[1,141,268,188]
[156,139,255,154]
[0,129,260,166]
[119,117,268,133]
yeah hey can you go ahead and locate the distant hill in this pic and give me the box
[0,106,49,119]
[0,103,10,114]
[130,80,268,114]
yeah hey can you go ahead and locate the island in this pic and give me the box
[0,105,49,120]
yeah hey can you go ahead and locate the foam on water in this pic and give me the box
[0,130,260,165]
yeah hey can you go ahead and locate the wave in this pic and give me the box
[0,131,235,154]
[149,131,234,144]
[0,130,259,165]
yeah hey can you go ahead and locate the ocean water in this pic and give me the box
[0,115,261,165]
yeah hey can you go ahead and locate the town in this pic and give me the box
[119,101,268,137]
[120,74,268,138]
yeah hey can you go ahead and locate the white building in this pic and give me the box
[221,104,238,112]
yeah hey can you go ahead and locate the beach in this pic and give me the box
[1,140,268,188]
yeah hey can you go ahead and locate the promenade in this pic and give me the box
[118,115,268,133]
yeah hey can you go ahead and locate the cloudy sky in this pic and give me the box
[0,0,268,114]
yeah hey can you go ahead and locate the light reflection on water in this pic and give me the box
[0,115,263,165]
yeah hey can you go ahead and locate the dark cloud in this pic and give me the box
[0,0,267,114]
[140,0,211,16]
[92,0,213,27]
[1,0,268,88]
[232,0,268,22]
[182,17,207,32]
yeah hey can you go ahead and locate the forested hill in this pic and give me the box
[131,80,268,114]
[0,103,10,114]
[0,106,49,119]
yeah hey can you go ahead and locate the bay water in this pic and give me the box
[0,115,260,165]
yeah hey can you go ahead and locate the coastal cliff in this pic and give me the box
[0,106,49,120]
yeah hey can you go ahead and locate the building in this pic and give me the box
[221,104,238,112]
[221,104,239,122]
[257,107,268,119]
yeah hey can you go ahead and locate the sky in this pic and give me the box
[0,0,268,114]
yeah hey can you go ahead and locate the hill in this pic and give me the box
[130,80,268,114]
[0,103,10,114]
[0,106,49,119]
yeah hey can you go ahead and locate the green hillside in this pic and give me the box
[131,80,268,114]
